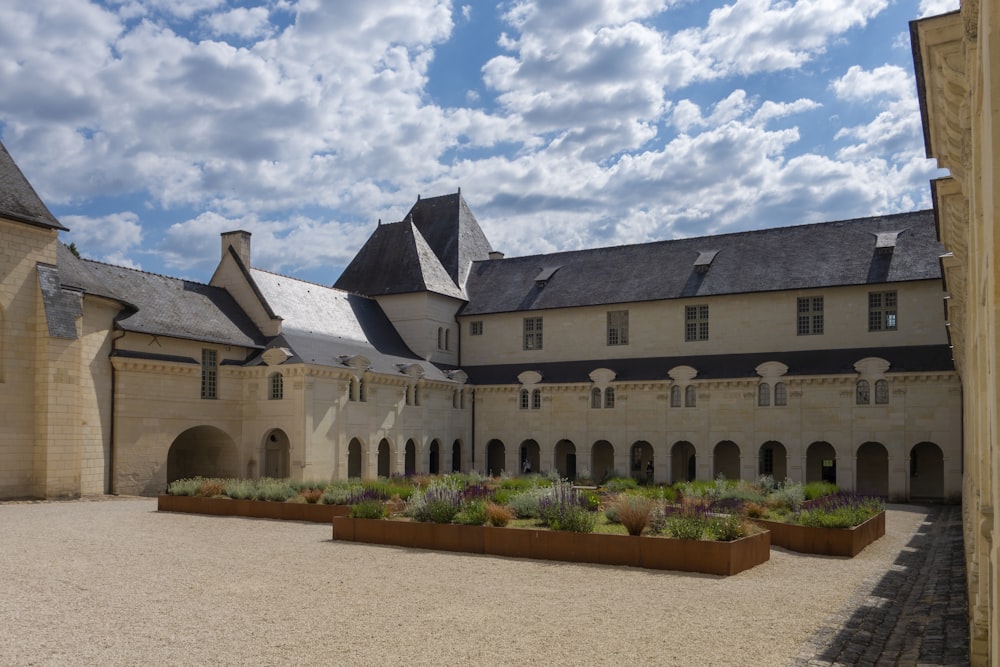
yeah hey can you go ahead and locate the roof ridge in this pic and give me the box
[477,209,934,263]
[249,265,343,291]
[80,255,220,287]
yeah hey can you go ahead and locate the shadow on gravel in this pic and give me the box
[806,505,969,667]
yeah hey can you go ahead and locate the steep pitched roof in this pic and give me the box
[405,192,494,288]
[0,141,66,230]
[462,210,943,315]
[249,268,452,380]
[333,219,465,299]
[57,245,264,348]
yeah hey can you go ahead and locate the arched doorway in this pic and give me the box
[713,441,740,481]
[758,441,787,480]
[519,439,540,475]
[591,440,615,482]
[166,426,239,483]
[377,439,392,477]
[428,439,441,475]
[451,440,462,472]
[554,439,577,480]
[630,441,654,482]
[347,437,363,478]
[486,439,506,476]
[263,429,290,478]
[670,441,696,483]
[857,441,889,497]
[909,442,944,499]
[806,441,837,485]
[404,439,417,476]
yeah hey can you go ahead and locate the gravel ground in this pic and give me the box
[0,497,928,667]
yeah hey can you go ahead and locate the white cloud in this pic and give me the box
[203,7,272,39]
[62,211,144,264]
[831,64,912,103]
[919,0,959,18]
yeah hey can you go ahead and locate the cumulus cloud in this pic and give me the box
[919,0,959,18]
[62,212,144,265]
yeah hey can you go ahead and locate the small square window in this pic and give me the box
[470,320,483,336]
[796,296,824,335]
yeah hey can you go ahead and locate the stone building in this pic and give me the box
[912,2,999,663]
[0,139,960,504]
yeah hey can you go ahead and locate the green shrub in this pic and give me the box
[404,480,463,523]
[770,482,805,512]
[709,514,748,541]
[802,481,838,500]
[580,489,601,511]
[605,477,639,493]
[223,478,256,500]
[648,503,667,535]
[507,486,549,519]
[349,499,386,519]
[665,514,707,540]
[257,478,296,502]
[455,500,488,525]
[321,483,362,505]
[548,505,597,533]
[796,494,884,528]
[166,478,201,496]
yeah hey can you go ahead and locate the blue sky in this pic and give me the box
[0,0,958,285]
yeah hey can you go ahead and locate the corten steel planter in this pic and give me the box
[157,495,349,523]
[753,511,885,557]
[331,517,770,576]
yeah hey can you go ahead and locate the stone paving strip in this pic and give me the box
[0,498,969,666]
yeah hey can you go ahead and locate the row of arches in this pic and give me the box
[483,437,946,498]
[346,437,464,478]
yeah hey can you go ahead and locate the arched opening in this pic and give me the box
[670,441,696,483]
[758,441,787,480]
[262,429,291,478]
[451,440,462,472]
[166,426,239,484]
[485,439,506,476]
[630,441,654,482]
[806,441,837,485]
[404,439,417,476]
[519,439,540,475]
[856,441,889,497]
[909,441,944,499]
[347,437,363,478]
[377,439,392,477]
[554,439,577,480]
[713,440,741,481]
[591,440,615,482]
[428,439,441,475]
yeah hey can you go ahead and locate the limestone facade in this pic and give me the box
[913,2,999,663]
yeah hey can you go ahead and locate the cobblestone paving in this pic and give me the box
[790,505,969,667]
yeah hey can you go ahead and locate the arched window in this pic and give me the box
[532,388,541,410]
[874,379,889,404]
[437,327,443,350]
[413,385,420,406]
[453,389,460,409]
[774,382,787,406]
[349,377,359,402]
[758,383,770,406]
[685,385,697,407]
[591,387,602,409]
[670,385,682,408]
[604,387,615,408]
[268,373,283,400]
[520,389,530,410]
[856,379,870,405]
[444,328,450,351]
[358,378,366,402]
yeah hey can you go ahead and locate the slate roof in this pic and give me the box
[0,141,66,230]
[462,210,943,315]
[462,345,954,385]
[57,244,265,348]
[334,192,493,299]
[248,268,453,380]
[36,264,82,339]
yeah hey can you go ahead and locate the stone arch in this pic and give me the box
[713,440,741,481]
[554,439,577,480]
[428,439,441,475]
[519,439,540,474]
[404,439,417,476]
[591,440,615,482]
[630,441,654,481]
[347,437,364,479]
[670,441,696,483]
[758,441,787,480]
[262,428,290,478]
[377,438,392,477]
[806,441,837,485]
[485,439,506,476]
[166,426,239,484]
[451,439,463,472]
[909,442,944,499]
[856,441,889,497]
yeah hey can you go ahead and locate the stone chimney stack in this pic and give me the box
[488,251,505,260]
[221,230,252,266]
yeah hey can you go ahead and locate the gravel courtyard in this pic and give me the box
[0,498,951,666]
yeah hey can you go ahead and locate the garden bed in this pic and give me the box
[157,495,350,523]
[331,517,770,576]
[753,511,885,557]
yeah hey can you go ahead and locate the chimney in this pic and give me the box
[221,230,252,266]
[488,251,505,260]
